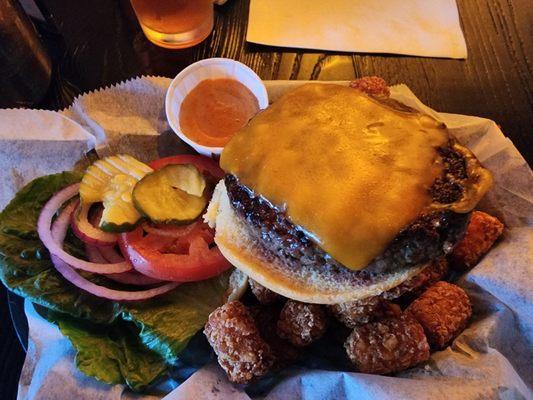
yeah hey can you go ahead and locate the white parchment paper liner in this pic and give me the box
[0,76,530,400]
[0,109,95,210]
[61,76,171,162]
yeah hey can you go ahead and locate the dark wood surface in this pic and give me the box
[1,0,531,398]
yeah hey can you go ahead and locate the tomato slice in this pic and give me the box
[118,222,231,282]
[149,155,224,179]
[130,155,229,281]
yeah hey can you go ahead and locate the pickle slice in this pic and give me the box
[100,174,142,232]
[79,155,153,232]
[79,155,153,204]
[132,164,207,224]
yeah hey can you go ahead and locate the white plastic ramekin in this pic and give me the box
[165,58,269,157]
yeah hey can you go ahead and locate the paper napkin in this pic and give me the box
[247,0,468,58]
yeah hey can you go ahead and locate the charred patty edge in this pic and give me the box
[225,174,470,282]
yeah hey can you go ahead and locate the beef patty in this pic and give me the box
[224,145,470,279]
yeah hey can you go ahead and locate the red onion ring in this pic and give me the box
[85,244,164,286]
[86,208,126,263]
[51,200,77,244]
[50,254,178,301]
[37,184,131,274]
[50,205,179,300]
[84,244,108,263]
[87,207,128,264]
[71,201,117,246]
[105,271,164,286]
[97,245,125,263]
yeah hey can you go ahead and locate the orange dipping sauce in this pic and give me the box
[179,78,260,147]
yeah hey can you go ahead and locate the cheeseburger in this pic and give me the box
[205,80,492,304]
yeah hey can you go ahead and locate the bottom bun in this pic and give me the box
[206,182,427,304]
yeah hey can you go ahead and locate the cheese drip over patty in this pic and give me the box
[221,84,449,270]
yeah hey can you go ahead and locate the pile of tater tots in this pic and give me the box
[204,211,504,384]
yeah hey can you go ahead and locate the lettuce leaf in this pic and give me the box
[0,172,121,323]
[0,173,230,390]
[122,272,230,364]
[46,309,168,392]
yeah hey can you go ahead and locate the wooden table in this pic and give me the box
[1,0,531,398]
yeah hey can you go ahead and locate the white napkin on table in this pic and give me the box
[247,0,468,58]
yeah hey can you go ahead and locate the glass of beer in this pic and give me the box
[130,0,214,49]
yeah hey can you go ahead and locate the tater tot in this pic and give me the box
[250,305,300,367]
[449,211,504,270]
[406,281,472,348]
[350,76,390,97]
[344,314,430,374]
[277,300,328,347]
[329,297,401,328]
[249,278,283,305]
[383,257,448,301]
[204,301,274,384]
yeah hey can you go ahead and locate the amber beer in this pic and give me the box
[130,0,214,49]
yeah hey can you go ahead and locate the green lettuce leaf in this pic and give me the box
[0,172,121,323]
[0,172,230,390]
[122,272,230,364]
[47,310,168,392]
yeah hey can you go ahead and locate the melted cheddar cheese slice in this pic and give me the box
[221,84,449,270]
